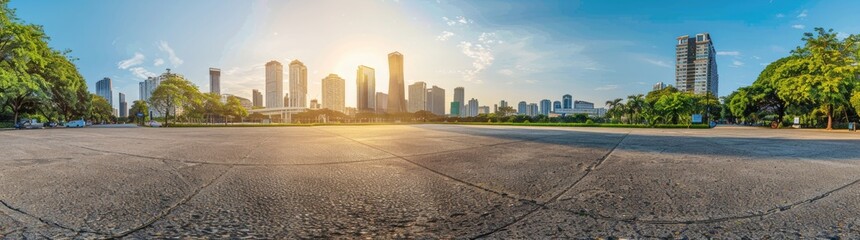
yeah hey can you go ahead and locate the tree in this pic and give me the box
[129,100,149,124]
[495,106,516,117]
[605,98,625,123]
[86,94,112,123]
[0,4,51,125]
[223,95,247,124]
[150,74,199,126]
[655,92,694,125]
[777,28,859,130]
[625,94,645,124]
[852,90,860,120]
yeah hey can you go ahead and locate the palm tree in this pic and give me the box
[626,94,645,124]
[605,98,625,123]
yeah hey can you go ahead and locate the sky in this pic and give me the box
[10,0,860,111]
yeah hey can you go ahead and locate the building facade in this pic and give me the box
[527,103,539,117]
[209,68,220,95]
[252,89,263,107]
[356,65,375,112]
[408,81,427,113]
[96,77,112,108]
[467,98,478,117]
[265,61,284,108]
[321,74,345,113]
[426,85,445,116]
[653,81,666,91]
[118,93,127,118]
[676,33,719,96]
[478,106,490,115]
[574,100,594,109]
[387,52,406,113]
[450,102,460,116]
[375,92,388,113]
[562,94,572,109]
[289,60,308,108]
[517,101,527,115]
[553,101,561,113]
[539,99,551,115]
[453,87,464,116]
[283,93,289,107]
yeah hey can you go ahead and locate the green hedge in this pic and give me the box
[0,122,13,128]
[168,122,710,129]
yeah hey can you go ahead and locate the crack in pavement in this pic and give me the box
[0,199,110,237]
[103,135,273,239]
[471,132,631,239]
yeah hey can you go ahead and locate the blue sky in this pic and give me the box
[10,0,860,110]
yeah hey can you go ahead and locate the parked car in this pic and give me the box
[148,121,162,127]
[16,119,44,129]
[66,120,86,128]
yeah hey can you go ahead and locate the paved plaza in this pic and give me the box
[1,125,860,239]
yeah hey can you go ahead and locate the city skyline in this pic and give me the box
[12,1,860,110]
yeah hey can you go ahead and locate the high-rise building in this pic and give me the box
[252,89,263,107]
[310,99,320,109]
[265,61,284,108]
[119,93,127,118]
[96,77,112,108]
[356,65,376,112]
[425,85,445,116]
[493,104,498,113]
[553,101,561,113]
[453,87,464,116]
[517,101,527,115]
[562,94,572,109]
[467,98,478,117]
[653,81,666,91]
[676,33,718,96]
[528,103,539,117]
[387,52,406,113]
[375,92,388,113]
[574,100,595,109]
[478,106,490,115]
[139,76,161,102]
[290,60,308,108]
[408,81,427,113]
[283,93,290,107]
[500,100,508,109]
[322,74,345,113]
[539,99,551,115]
[450,102,460,117]
[209,68,221,95]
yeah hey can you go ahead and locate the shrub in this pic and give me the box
[585,119,594,124]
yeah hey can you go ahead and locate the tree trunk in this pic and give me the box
[826,105,833,130]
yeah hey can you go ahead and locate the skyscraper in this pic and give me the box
[387,52,406,113]
[289,60,308,108]
[517,101,527,115]
[499,100,508,108]
[562,94,572,109]
[252,89,263,107]
[209,68,221,95]
[539,99,551,115]
[375,92,388,113]
[453,87,464,116]
[96,77,112,108]
[408,81,426,113]
[265,61,283,108]
[118,93,127,118]
[676,33,718,96]
[478,106,490,115]
[322,74,345,113]
[356,65,375,112]
[283,93,290,107]
[425,85,445,116]
[553,101,561,113]
[653,81,666,91]
[467,98,479,117]
[139,76,161,103]
[450,102,460,117]
[528,103,539,117]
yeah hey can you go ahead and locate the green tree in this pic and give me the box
[604,98,625,123]
[129,100,149,124]
[625,94,645,124]
[150,74,200,126]
[86,94,112,123]
[0,3,51,124]
[495,106,516,117]
[655,92,694,125]
[777,28,859,130]
[223,95,248,124]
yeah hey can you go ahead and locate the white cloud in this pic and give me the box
[776,13,785,18]
[157,41,183,67]
[524,79,537,84]
[153,58,165,67]
[129,67,157,79]
[443,16,472,26]
[716,51,740,56]
[478,32,500,44]
[595,84,618,91]
[791,24,805,30]
[732,60,744,67]
[458,40,494,83]
[752,55,761,60]
[117,52,145,69]
[499,69,514,76]
[642,58,671,68]
[436,31,454,41]
[797,10,807,18]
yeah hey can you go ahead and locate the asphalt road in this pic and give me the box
[1,125,860,239]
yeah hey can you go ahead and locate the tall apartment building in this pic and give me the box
[387,52,406,113]
[96,77,112,108]
[653,81,666,91]
[527,103,539,117]
[118,93,127,118]
[265,61,284,108]
[539,99,551,115]
[356,65,375,112]
[289,60,308,108]
[517,101,527,115]
[209,68,221,95]
[553,101,561,112]
[562,94,572,109]
[375,92,388,113]
[425,85,445,116]
[321,74,345,113]
[467,98,478,117]
[408,81,427,113]
[676,33,719,96]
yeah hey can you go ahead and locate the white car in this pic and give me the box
[149,121,162,127]
[66,120,86,128]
